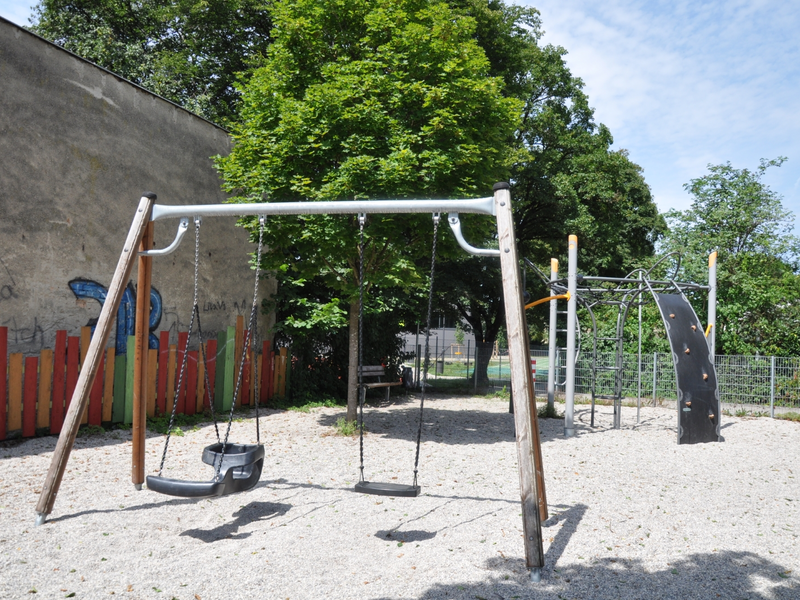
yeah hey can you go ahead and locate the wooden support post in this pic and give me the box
[132,221,154,489]
[35,194,155,525]
[494,182,546,580]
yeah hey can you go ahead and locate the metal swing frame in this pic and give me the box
[34,184,548,580]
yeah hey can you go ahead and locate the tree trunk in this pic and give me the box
[346,301,359,422]
[473,340,494,386]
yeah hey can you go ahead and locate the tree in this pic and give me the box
[661,158,800,355]
[216,0,521,419]
[31,0,273,124]
[431,1,665,383]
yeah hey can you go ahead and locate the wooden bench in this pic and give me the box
[359,365,403,401]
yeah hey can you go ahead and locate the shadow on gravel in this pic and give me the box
[370,550,798,600]
[46,495,199,523]
[180,501,291,542]
[316,403,682,448]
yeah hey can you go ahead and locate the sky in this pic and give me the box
[3,0,800,226]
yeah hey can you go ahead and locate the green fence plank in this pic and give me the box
[222,325,236,411]
[124,336,136,424]
[214,329,227,412]
[112,354,127,423]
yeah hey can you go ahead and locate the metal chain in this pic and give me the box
[214,215,265,480]
[357,214,366,482]
[157,217,202,476]
[413,213,439,487]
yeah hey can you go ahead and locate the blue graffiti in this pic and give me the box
[68,279,163,353]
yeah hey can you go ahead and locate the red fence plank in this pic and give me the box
[204,339,217,409]
[51,330,67,434]
[186,350,198,416]
[0,327,7,440]
[157,330,169,415]
[65,336,80,415]
[23,356,38,437]
[176,331,188,414]
[241,331,251,406]
[88,351,104,426]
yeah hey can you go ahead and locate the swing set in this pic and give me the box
[33,183,548,581]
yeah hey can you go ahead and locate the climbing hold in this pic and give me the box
[670,313,675,319]
[703,373,708,381]
[684,348,691,354]
[685,401,692,407]
[691,325,697,331]
[709,413,715,419]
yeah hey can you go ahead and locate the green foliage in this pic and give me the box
[662,158,800,355]
[31,0,273,124]
[433,1,664,364]
[334,416,359,436]
[537,403,561,419]
[217,0,521,409]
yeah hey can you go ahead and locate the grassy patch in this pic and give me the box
[776,411,800,422]
[334,417,360,436]
[537,403,561,419]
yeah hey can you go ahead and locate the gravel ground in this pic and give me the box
[0,395,798,600]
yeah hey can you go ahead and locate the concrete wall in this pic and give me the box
[0,17,274,355]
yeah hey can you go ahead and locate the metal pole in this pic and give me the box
[466,339,470,380]
[547,259,558,410]
[652,352,658,407]
[637,272,642,424]
[770,355,776,419]
[565,235,578,437]
[708,251,717,356]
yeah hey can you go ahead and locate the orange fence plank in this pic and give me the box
[8,353,22,432]
[166,344,177,415]
[23,356,38,437]
[50,330,67,434]
[0,327,7,440]
[157,331,169,415]
[268,351,275,401]
[147,348,158,418]
[37,348,53,430]
[102,347,116,422]
[88,351,104,426]
[65,335,80,416]
[186,350,198,416]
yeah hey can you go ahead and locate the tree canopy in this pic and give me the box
[31,0,273,124]
[216,0,522,415]
[660,158,800,356]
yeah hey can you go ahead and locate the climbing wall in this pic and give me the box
[653,293,721,444]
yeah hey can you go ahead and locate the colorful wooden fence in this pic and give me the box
[0,320,289,441]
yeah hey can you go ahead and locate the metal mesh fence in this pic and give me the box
[401,340,800,415]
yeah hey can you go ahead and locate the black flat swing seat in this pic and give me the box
[146,443,265,498]
[354,481,421,498]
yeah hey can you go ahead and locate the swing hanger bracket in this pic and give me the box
[140,217,190,257]
[447,213,500,257]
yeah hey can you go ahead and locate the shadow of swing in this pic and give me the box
[179,501,292,543]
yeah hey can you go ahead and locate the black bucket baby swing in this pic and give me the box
[146,215,267,498]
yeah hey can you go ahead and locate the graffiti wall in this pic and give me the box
[0,17,275,355]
